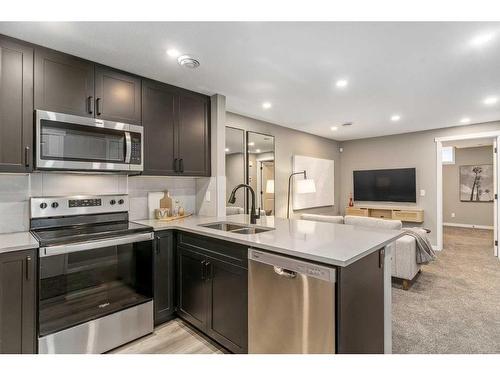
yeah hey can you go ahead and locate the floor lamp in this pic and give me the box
[287,171,316,218]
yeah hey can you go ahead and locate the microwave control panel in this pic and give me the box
[130,134,142,165]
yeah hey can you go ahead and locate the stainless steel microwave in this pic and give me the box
[35,110,143,173]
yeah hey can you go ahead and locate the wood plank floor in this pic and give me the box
[110,319,225,354]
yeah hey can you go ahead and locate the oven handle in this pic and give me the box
[125,131,132,164]
[39,232,154,257]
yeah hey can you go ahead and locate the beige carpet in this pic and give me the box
[392,226,500,353]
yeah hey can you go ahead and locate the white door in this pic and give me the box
[495,138,500,259]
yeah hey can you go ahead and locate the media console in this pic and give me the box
[345,205,424,223]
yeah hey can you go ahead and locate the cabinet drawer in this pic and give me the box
[345,207,368,217]
[177,232,248,269]
[369,209,392,219]
[392,210,424,223]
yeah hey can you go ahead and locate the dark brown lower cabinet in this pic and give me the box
[176,233,248,354]
[336,248,385,354]
[176,246,209,330]
[0,249,37,354]
[154,232,175,326]
[206,256,247,353]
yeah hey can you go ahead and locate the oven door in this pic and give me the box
[35,110,143,172]
[38,232,154,338]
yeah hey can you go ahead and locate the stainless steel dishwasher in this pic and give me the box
[248,248,336,354]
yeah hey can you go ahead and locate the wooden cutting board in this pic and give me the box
[159,191,173,209]
[155,213,192,222]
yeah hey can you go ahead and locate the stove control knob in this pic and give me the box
[110,199,116,205]
[51,202,59,209]
[118,199,124,205]
[40,203,48,209]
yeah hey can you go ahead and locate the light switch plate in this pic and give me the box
[205,191,211,202]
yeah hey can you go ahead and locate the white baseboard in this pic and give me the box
[432,245,442,251]
[443,222,494,230]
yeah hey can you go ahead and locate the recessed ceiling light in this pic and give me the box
[177,55,200,69]
[262,102,272,109]
[335,79,348,88]
[225,148,230,152]
[460,117,471,123]
[331,126,339,131]
[484,96,498,105]
[166,49,181,58]
[256,149,261,153]
[248,142,255,146]
[391,115,401,122]
[470,33,495,47]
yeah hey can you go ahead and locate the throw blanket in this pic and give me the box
[402,228,436,264]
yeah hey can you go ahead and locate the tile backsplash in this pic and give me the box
[0,174,31,233]
[0,173,198,234]
[128,176,197,220]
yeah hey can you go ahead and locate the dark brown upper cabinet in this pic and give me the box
[142,79,211,177]
[34,47,94,117]
[0,35,33,173]
[95,65,141,124]
[142,79,177,175]
[0,249,37,354]
[35,49,141,124]
[177,93,211,176]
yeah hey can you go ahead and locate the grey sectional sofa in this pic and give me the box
[301,213,426,289]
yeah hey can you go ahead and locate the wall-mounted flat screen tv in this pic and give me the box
[353,168,416,203]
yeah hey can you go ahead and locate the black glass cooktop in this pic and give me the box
[32,221,152,247]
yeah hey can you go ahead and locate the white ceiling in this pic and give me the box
[1,22,500,141]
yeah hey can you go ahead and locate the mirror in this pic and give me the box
[225,127,246,215]
[247,131,275,216]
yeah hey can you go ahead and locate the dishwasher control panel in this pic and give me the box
[248,249,336,283]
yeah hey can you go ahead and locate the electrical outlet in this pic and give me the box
[420,189,426,197]
[451,212,455,218]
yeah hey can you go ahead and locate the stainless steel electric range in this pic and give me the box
[30,194,154,354]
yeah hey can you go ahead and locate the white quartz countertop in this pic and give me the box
[0,231,39,255]
[134,214,402,267]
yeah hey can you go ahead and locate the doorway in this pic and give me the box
[436,132,500,260]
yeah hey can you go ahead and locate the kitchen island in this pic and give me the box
[135,214,401,354]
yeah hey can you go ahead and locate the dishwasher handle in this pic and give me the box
[249,248,336,283]
[273,266,297,278]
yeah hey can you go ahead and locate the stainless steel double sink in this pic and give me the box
[198,222,274,235]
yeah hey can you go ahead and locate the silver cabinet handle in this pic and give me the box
[96,97,102,116]
[40,232,154,257]
[273,266,296,278]
[24,146,31,168]
[26,256,32,281]
[87,96,94,114]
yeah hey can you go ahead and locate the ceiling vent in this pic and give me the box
[342,122,353,127]
[177,55,200,69]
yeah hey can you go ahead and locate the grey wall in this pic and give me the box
[443,146,494,227]
[226,112,341,218]
[339,120,500,246]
